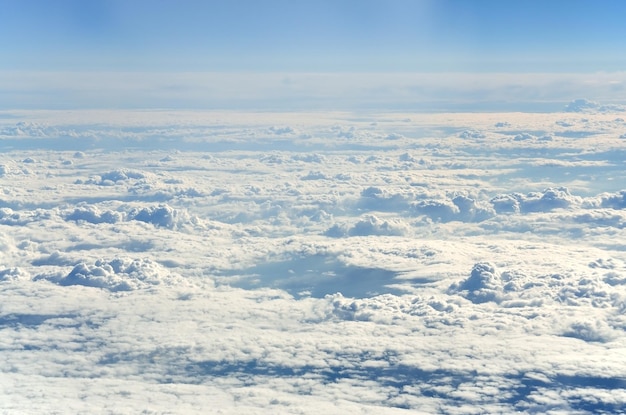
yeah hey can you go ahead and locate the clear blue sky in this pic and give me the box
[2,0,626,72]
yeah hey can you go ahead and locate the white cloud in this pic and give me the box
[565,98,626,113]
[449,262,502,304]
[1,109,626,413]
[35,257,185,292]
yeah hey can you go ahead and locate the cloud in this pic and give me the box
[412,199,460,222]
[412,194,495,223]
[488,187,582,215]
[0,161,31,177]
[300,170,329,180]
[357,186,413,212]
[65,204,123,224]
[64,203,203,230]
[325,214,409,238]
[459,129,486,139]
[490,194,521,214]
[597,190,626,209]
[84,169,147,186]
[0,267,29,282]
[2,109,626,413]
[127,204,192,229]
[562,319,618,343]
[518,187,581,213]
[565,98,626,113]
[35,257,184,291]
[3,71,626,111]
[449,262,503,304]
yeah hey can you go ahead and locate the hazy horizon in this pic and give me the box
[3,1,626,111]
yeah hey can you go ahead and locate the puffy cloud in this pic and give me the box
[0,161,31,177]
[490,194,521,214]
[84,169,147,186]
[127,204,193,229]
[598,190,626,209]
[565,98,625,113]
[562,319,618,343]
[357,186,412,212]
[513,132,535,141]
[2,109,626,413]
[449,263,503,304]
[451,195,496,222]
[326,214,409,237]
[0,267,29,282]
[348,214,409,237]
[268,126,297,135]
[412,195,495,223]
[459,129,486,139]
[412,199,460,222]
[35,257,184,291]
[300,170,329,180]
[65,204,123,224]
[491,187,582,214]
[63,203,201,230]
[520,187,580,212]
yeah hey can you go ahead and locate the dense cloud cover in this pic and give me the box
[2,108,626,413]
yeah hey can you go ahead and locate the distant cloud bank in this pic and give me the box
[2,71,626,111]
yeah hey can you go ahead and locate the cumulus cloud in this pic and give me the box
[83,169,148,186]
[65,204,123,224]
[2,109,626,413]
[459,129,486,139]
[597,190,626,209]
[490,187,582,214]
[0,267,29,282]
[127,204,196,229]
[325,214,409,238]
[412,194,495,222]
[0,161,31,177]
[300,170,329,180]
[412,198,460,222]
[357,186,413,212]
[347,214,409,237]
[35,257,184,291]
[563,319,618,343]
[565,98,625,113]
[64,203,202,230]
[449,262,503,303]
[519,187,581,212]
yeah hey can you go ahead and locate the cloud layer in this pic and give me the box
[2,108,626,413]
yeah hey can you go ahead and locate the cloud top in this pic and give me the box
[37,257,183,291]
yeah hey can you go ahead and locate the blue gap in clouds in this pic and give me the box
[215,254,415,299]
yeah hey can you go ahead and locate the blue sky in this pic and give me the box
[2,0,626,109]
[3,0,626,72]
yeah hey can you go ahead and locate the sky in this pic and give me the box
[3,3,626,412]
[2,0,626,109]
